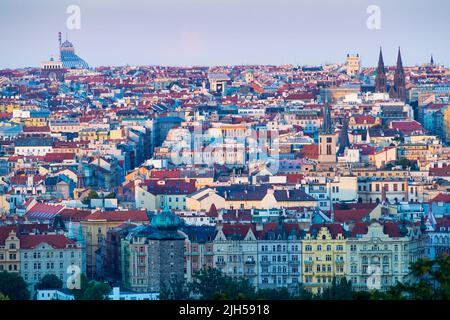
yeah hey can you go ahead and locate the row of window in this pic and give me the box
[260,245,299,252]
[358,183,405,192]
[304,244,344,251]
[0,264,17,271]
[304,264,345,273]
[260,255,299,262]
[23,251,77,259]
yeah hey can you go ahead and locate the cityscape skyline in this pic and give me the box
[1,0,450,306]
[1,0,449,69]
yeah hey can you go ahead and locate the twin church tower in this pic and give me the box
[318,47,407,166]
[374,47,406,101]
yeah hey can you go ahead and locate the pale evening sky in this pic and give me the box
[0,0,448,69]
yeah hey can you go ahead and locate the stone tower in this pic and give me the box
[147,205,185,293]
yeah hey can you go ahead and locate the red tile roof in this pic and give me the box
[435,216,450,229]
[26,203,64,220]
[10,175,45,185]
[0,224,51,245]
[207,204,218,218]
[43,152,75,163]
[352,115,377,125]
[150,169,182,179]
[383,222,402,237]
[431,193,450,203]
[390,120,425,135]
[350,222,369,237]
[19,234,78,249]
[0,225,17,245]
[300,144,318,159]
[309,223,345,238]
[23,126,50,132]
[257,222,300,239]
[429,166,450,177]
[83,210,148,222]
[222,224,255,239]
[143,179,197,195]
[59,208,92,222]
[279,173,304,184]
[285,92,315,101]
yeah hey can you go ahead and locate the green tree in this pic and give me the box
[0,293,10,300]
[79,281,111,300]
[0,271,30,300]
[319,277,354,300]
[191,268,230,300]
[395,157,417,170]
[82,190,100,205]
[105,192,116,199]
[430,254,450,299]
[293,283,314,300]
[256,287,293,300]
[191,268,256,300]
[69,273,90,300]
[381,254,450,300]
[35,274,63,291]
[224,277,256,300]
[160,277,191,300]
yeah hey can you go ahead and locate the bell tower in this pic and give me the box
[318,100,337,164]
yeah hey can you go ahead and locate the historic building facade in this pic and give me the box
[346,221,425,291]
[301,224,347,294]
[121,207,185,293]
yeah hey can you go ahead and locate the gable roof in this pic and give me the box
[26,203,64,220]
[309,223,345,239]
[221,224,256,240]
[19,234,78,249]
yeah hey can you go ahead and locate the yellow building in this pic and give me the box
[302,224,347,294]
[0,227,20,273]
[78,128,109,141]
[0,104,20,113]
[444,105,450,143]
[345,54,360,77]
[24,117,47,127]
[80,210,148,277]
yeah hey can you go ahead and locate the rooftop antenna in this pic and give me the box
[58,32,62,61]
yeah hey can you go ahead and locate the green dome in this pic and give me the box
[151,206,182,231]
